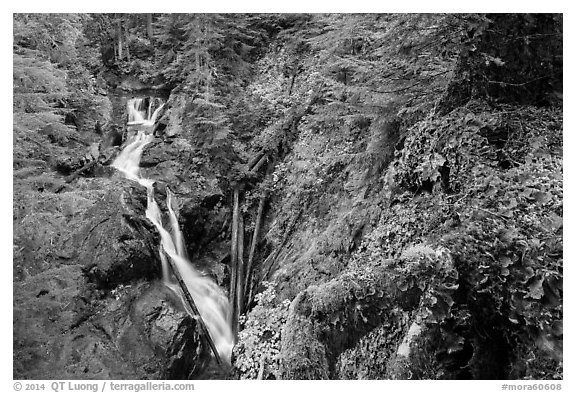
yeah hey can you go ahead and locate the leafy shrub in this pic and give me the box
[233,281,291,379]
[358,99,563,378]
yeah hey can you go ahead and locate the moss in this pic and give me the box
[279,249,459,379]
[280,308,330,379]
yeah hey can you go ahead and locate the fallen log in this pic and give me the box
[164,252,223,366]
[229,188,240,335]
[68,135,91,146]
[65,160,98,183]
[247,152,265,171]
[251,154,268,173]
[244,192,266,305]
[236,214,245,318]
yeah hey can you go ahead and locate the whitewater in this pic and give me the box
[112,99,234,365]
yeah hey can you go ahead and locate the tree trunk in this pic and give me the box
[236,214,245,318]
[288,73,297,96]
[204,23,212,98]
[229,188,240,335]
[165,252,222,366]
[247,152,265,170]
[245,193,265,305]
[251,154,268,173]
[124,15,131,62]
[116,18,123,61]
[146,13,153,39]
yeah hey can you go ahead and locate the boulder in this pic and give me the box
[14,176,212,379]
[73,179,160,289]
[279,247,459,379]
[14,280,208,379]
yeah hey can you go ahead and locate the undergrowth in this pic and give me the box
[233,282,291,379]
[351,100,563,378]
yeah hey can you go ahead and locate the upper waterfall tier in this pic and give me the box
[127,97,165,126]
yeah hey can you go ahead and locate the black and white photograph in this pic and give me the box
[11,8,564,387]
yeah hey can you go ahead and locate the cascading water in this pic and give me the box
[111,130,234,366]
[127,97,165,126]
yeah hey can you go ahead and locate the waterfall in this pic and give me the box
[127,97,165,126]
[111,132,234,365]
[127,98,146,125]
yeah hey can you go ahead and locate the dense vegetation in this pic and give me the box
[13,13,562,380]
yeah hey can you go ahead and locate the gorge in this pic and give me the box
[112,103,234,365]
[13,13,563,380]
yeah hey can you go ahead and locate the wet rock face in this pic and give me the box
[13,176,207,379]
[93,282,208,379]
[180,194,227,246]
[140,139,198,196]
[118,77,147,91]
[139,135,232,278]
[14,177,160,286]
[14,280,206,379]
[76,180,160,289]
[14,84,235,379]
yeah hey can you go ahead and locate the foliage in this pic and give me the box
[233,281,290,379]
[92,14,272,96]
[13,13,113,291]
[13,14,109,133]
[439,14,562,112]
[303,14,468,119]
[355,99,563,378]
[247,13,473,266]
[13,49,77,171]
[13,14,86,66]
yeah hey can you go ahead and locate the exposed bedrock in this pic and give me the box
[13,176,209,379]
[14,279,207,379]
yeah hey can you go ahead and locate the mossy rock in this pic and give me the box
[279,247,459,379]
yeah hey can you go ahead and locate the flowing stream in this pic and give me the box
[127,97,165,126]
[112,99,234,365]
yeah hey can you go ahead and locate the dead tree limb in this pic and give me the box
[244,192,265,305]
[165,254,222,366]
[247,152,265,171]
[229,188,240,335]
[244,161,273,307]
[65,160,98,183]
[251,154,268,173]
[257,357,265,380]
[67,135,91,146]
[236,214,245,319]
